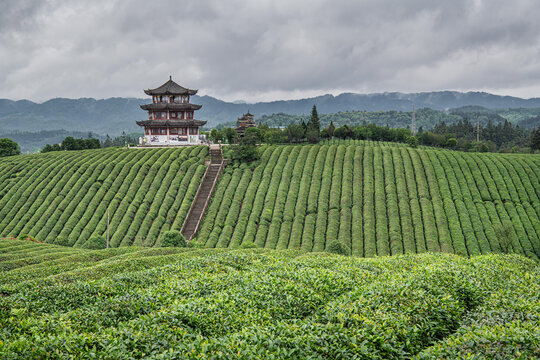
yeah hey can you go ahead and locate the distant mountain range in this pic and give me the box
[1,91,540,135]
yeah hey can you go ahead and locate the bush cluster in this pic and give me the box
[0,241,537,359]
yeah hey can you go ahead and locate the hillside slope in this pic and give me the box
[200,142,540,259]
[0,239,538,359]
[0,147,207,247]
[0,144,538,259]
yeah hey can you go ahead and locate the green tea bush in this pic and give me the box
[239,241,257,249]
[159,230,186,248]
[0,245,537,359]
[81,235,106,249]
[326,240,350,255]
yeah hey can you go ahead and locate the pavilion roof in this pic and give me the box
[140,103,202,111]
[136,119,207,127]
[144,77,198,96]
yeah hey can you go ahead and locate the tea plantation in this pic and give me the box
[206,142,540,259]
[0,238,538,359]
[0,142,539,260]
[0,147,207,247]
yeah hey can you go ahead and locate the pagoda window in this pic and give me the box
[170,127,179,135]
[170,112,177,118]
[186,111,193,119]
[151,127,167,135]
[145,127,150,135]
[189,127,198,135]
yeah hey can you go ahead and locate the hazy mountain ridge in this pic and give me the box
[1,91,540,135]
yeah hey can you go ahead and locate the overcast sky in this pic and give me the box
[1,0,540,103]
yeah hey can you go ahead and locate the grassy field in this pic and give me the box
[0,143,538,260]
[0,238,538,359]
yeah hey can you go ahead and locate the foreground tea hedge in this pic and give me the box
[201,143,540,259]
[0,147,207,247]
[0,239,538,359]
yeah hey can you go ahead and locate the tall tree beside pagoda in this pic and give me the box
[308,105,320,132]
[306,105,320,143]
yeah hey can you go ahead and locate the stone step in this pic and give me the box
[181,146,225,240]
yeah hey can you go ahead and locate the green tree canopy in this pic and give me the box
[0,138,21,157]
[531,127,540,150]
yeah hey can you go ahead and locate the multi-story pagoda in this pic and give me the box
[137,77,206,145]
[235,111,257,136]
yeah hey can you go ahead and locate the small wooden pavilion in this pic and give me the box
[235,111,257,136]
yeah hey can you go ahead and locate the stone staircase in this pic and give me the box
[181,145,225,241]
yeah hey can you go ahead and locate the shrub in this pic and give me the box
[188,240,205,248]
[81,235,107,250]
[326,240,350,255]
[406,136,419,148]
[494,223,514,254]
[54,236,70,247]
[159,230,186,248]
[240,241,257,249]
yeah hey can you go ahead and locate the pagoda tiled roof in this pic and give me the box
[144,77,198,96]
[140,103,202,111]
[136,119,207,127]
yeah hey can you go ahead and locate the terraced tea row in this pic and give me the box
[0,238,538,359]
[0,147,207,247]
[200,144,540,259]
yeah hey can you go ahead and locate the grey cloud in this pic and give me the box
[1,0,540,102]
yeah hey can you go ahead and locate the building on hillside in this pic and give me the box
[235,111,257,136]
[136,77,206,145]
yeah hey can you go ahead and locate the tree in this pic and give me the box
[334,125,351,139]
[41,144,54,153]
[306,105,320,143]
[445,138,458,148]
[210,129,223,143]
[223,128,238,144]
[286,124,305,143]
[241,129,259,146]
[244,127,262,143]
[308,105,320,132]
[264,128,286,144]
[85,138,101,149]
[328,121,335,137]
[531,127,540,150]
[159,230,187,247]
[406,136,419,148]
[102,134,113,148]
[306,127,319,143]
[0,138,21,157]
[230,132,260,162]
[230,143,259,162]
